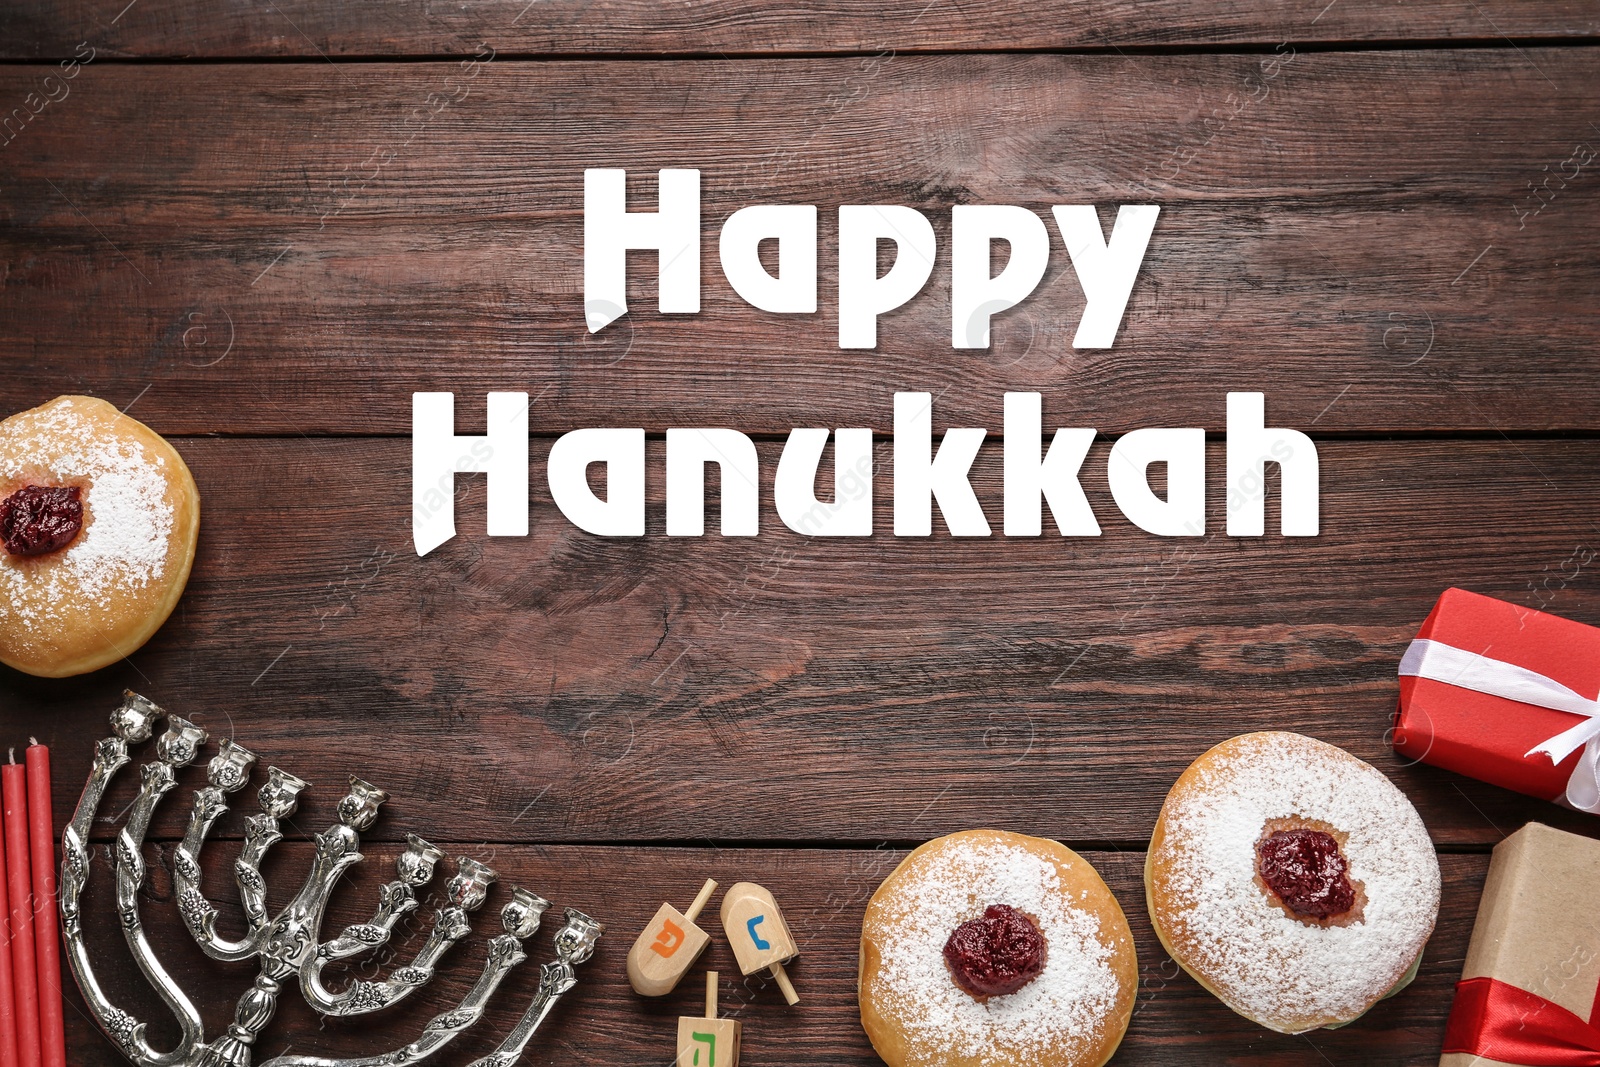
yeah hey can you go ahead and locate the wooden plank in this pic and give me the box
[2,0,1598,59]
[2,51,1598,434]
[12,435,1600,847]
[57,841,1498,1065]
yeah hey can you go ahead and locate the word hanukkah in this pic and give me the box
[411,392,1318,556]
[583,169,1159,348]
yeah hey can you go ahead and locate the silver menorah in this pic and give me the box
[58,691,603,1067]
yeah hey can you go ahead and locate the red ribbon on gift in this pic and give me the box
[1443,976,1600,1065]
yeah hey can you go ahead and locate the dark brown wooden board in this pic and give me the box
[12,434,1600,848]
[2,50,1600,435]
[2,0,1598,59]
[57,841,1501,1067]
[7,4,1600,1063]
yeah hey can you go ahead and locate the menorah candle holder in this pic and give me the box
[58,691,603,1067]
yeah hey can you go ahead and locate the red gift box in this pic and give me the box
[1394,587,1600,810]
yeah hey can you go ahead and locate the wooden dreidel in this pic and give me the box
[677,970,740,1067]
[627,878,718,996]
[719,881,800,1005]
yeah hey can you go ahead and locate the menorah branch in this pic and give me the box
[299,854,490,1017]
[114,716,211,1067]
[174,758,310,965]
[308,834,442,970]
[59,694,199,1067]
[466,909,604,1067]
[263,889,555,1067]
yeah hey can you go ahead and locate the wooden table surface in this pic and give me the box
[3,2,1600,1064]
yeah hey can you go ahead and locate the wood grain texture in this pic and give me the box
[1,0,1598,59]
[6,6,1599,1062]
[11,434,1600,848]
[2,51,1598,434]
[57,841,1502,1066]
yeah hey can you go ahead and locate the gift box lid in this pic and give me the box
[1414,588,1600,702]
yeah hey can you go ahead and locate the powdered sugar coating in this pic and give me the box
[0,397,176,632]
[863,833,1130,1067]
[1152,733,1440,1032]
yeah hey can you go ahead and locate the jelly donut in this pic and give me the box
[0,396,200,677]
[859,829,1136,1067]
[1145,732,1440,1034]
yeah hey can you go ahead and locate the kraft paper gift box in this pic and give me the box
[1440,822,1600,1066]
[1394,588,1600,814]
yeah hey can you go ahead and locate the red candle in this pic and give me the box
[0,758,38,1067]
[0,791,18,1067]
[23,743,63,1067]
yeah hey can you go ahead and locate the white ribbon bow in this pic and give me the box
[1399,638,1600,814]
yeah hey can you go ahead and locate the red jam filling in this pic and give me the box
[1,485,84,557]
[1256,828,1355,919]
[942,904,1047,998]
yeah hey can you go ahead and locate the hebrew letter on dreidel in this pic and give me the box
[627,879,717,997]
[677,972,740,1067]
[652,919,687,958]
[720,882,800,1006]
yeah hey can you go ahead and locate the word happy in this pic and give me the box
[582,169,1160,348]
[409,169,1321,555]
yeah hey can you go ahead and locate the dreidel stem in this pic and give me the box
[706,970,719,1019]
[768,961,799,1006]
[685,879,718,925]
